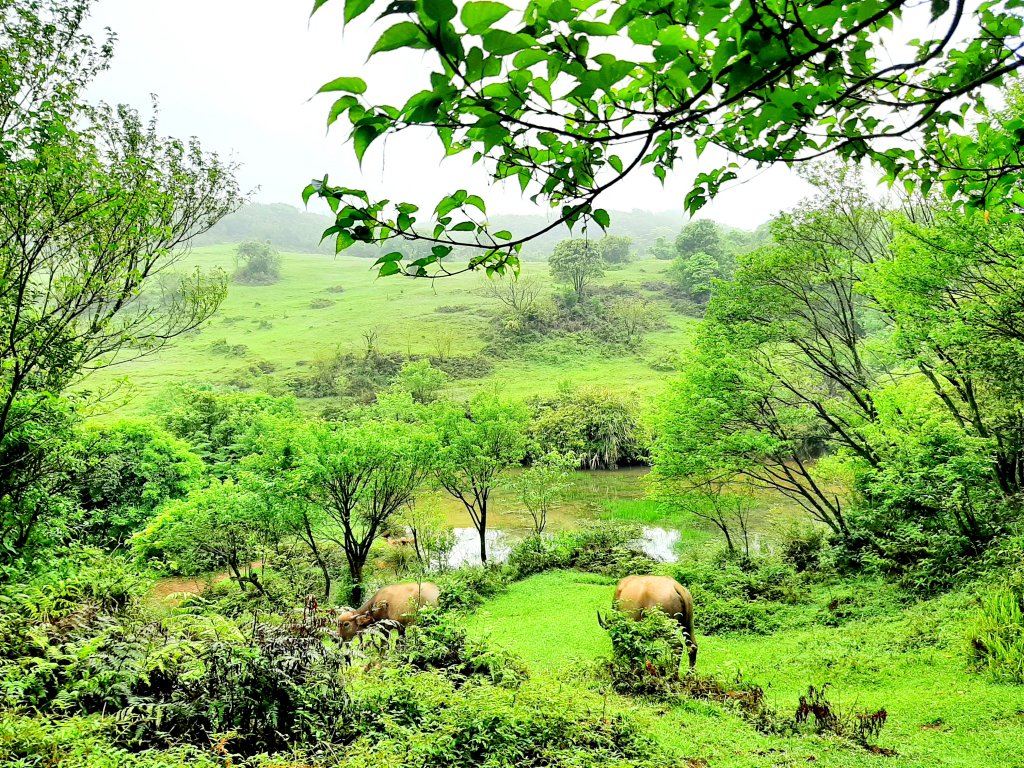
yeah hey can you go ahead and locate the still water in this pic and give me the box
[446,525,682,568]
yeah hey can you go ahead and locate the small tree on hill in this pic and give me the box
[234,240,282,284]
[599,235,633,265]
[549,239,604,300]
[669,252,722,303]
[675,220,724,262]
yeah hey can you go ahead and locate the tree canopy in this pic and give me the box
[306,0,1024,278]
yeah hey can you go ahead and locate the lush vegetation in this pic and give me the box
[5,0,1024,767]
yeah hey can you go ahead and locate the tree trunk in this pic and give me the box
[478,506,488,563]
[303,513,332,602]
[349,559,365,605]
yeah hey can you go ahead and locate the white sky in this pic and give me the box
[86,0,844,229]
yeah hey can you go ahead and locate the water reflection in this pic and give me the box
[445,525,682,568]
[448,528,512,567]
[635,527,680,562]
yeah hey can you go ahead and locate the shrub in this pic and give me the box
[779,522,828,572]
[506,524,656,580]
[528,387,648,469]
[601,607,687,695]
[233,240,282,285]
[395,608,528,687]
[968,582,1024,683]
[436,566,510,612]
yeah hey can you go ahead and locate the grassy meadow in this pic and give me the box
[465,570,1024,768]
[86,245,697,417]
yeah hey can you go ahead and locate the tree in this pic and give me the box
[394,359,449,404]
[72,421,205,549]
[433,394,529,563]
[479,273,543,316]
[134,479,279,593]
[160,386,297,476]
[306,0,1022,276]
[598,235,633,264]
[0,1,240,558]
[507,451,576,535]
[293,418,432,603]
[233,240,282,284]
[668,252,721,303]
[609,297,660,347]
[675,221,724,263]
[649,236,676,261]
[549,239,604,299]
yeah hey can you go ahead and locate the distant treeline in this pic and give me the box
[194,202,765,259]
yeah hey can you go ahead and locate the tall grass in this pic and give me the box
[968,585,1024,683]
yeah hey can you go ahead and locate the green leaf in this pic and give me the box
[422,0,457,23]
[353,124,380,164]
[318,76,367,95]
[312,0,332,16]
[370,22,429,56]
[378,260,403,277]
[493,229,513,240]
[930,0,950,21]
[482,30,533,55]
[593,209,610,229]
[608,155,623,174]
[460,0,510,33]
[344,0,374,23]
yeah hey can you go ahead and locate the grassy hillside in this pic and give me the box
[466,570,1024,768]
[88,245,697,417]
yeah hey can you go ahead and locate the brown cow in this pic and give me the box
[603,574,698,668]
[337,582,440,640]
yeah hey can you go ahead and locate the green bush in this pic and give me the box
[968,582,1024,683]
[506,524,656,580]
[779,523,828,573]
[601,607,687,695]
[690,589,779,634]
[436,566,510,612]
[395,608,528,687]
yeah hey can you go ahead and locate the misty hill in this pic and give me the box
[195,202,764,259]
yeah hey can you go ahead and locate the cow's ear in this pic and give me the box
[355,614,374,626]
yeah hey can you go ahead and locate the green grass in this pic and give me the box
[464,570,1024,767]
[84,246,698,417]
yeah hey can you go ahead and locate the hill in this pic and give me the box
[87,245,699,417]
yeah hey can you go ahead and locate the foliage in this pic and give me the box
[549,238,605,299]
[505,451,576,534]
[131,479,279,590]
[602,607,688,695]
[436,565,510,612]
[432,393,529,563]
[505,523,655,581]
[648,236,675,261]
[308,0,1022,276]
[70,421,205,549]
[598,235,633,264]
[0,0,239,559]
[394,359,449,403]
[529,386,647,469]
[288,417,434,602]
[668,251,721,303]
[158,385,297,476]
[778,523,828,573]
[968,582,1024,684]
[232,240,282,284]
[675,220,724,263]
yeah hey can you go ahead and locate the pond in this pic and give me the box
[445,525,682,568]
